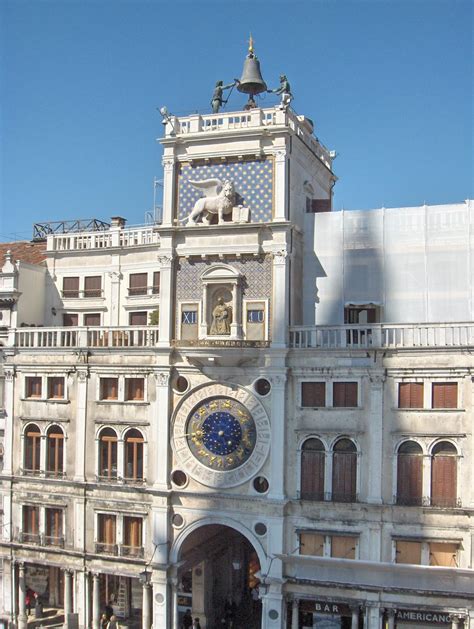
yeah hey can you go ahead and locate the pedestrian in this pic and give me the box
[100,613,109,628]
[182,608,193,629]
[105,601,114,619]
[107,614,118,629]
[192,618,201,629]
[25,590,31,616]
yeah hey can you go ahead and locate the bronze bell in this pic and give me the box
[237,39,267,97]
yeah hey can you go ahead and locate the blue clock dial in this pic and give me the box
[187,397,257,470]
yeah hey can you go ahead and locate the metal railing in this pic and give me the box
[95,542,118,555]
[119,545,144,558]
[289,323,474,350]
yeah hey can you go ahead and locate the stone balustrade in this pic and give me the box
[12,326,159,349]
[47,225,160,252]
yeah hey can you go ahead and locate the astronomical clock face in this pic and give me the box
[187,397,256,471]
[173,384,271,488]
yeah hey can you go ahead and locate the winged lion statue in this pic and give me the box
[183,178,236,225]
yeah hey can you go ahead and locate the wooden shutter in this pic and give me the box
[331,536,356,559]
[397,450,423,505]
[63,276,79,297]
[432,383,458,408]
[124,517,142,547]
[396,540,422,564]
[332,451,357,502]
[84,276,101,297]
[301,382,326,407]
[99,515,116,545]
[129,273,147,295]
[300,533,324,556]
[63,313,78,327]
[129,311,147,326]
[399,383,423,408]
[431,453,457,507]
[333,382,358,407]
[152,271,160,294]
[84,313,101,326]
[301,441,325,500]
[429,542,458,567]
[311,199,332,213]
[47,428,64,475]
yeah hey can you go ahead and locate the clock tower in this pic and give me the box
[154,43,336,629]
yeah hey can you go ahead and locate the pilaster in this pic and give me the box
[152,370,171,489]
[74,368,89,482]
[2,366,15,476]
[271,251,289,347]
[367,374,385,504]
[268,374,286,499]
[157,254,174,347]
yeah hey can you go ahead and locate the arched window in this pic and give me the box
[124,429,144,481]
[98,428,117,480]
[332,438,357,502]
[397,441,423,506]
[24,424,41,473]
[300,438,325,500]
[431,442,457,507]
[46,426,64,477]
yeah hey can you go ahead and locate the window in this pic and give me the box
[46,426,64,477]
[344,307,377,324]
[129,311,147,326]
[22,506,39,543]
[333,382,358,407]
[63,313,78,327]
[84,313,101,326]
[398,383,423,409]
[152,272,160,294]
[300,532,357,559]
[332,439,357,502]
[429,542,458,567]
[100,378,119,401]
[24,424,41,473]
[25,376,42,399]
[84,276,102,298]
[98,428,118,479]
[301,382,325,407]
[300,532,324,556]
[125,378,145,402]
[431,442,457,507]
[432,383,458,409]
[123,517,143,556]
[124,429,144,480]
[300,438,325,500]
[331,536,356,559]
[97,514,117,553]
[129,273,148,296]
[45,508,63,545]
[47,377,65,400]
[62,276,79,298]
[396,540,422,565]
[397,441,423,506]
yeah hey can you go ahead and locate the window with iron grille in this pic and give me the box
[129,273,148,296]
[152,272,160,294]
[84,276,102,297]
[62,276,79,298]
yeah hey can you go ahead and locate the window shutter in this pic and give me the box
[429,542,458,567]
[331,536,356,559]
[63,313,78,327]
[300,533,324,556]
[84,313,101,326]
[396,540,422,564]
[333,382,357,407]
[63,276,79,297]
[129,273,147,295]
[311,199,332,213]
[129,311,147,326]
[301,382,326,407]
[152,271,160,294]
[397,453,423,505]
[332,451,357,502]
[301,450,325,500]
[399,383,423,408]
[84,276,101,296]
[431,455,456,507]
[433,383,457,408]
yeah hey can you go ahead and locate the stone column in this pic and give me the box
[157,254,174,347]
[64,569,73,617]
[386,609,396,629]
[351,606,360,629]
[367,374,385,504]
[92,573,100,629]
[271,250,289,348]
[18,563,27,629]
[171,577,179,629]
[365,603,382,629]
[451,615,462,629]
[291,598,299,628]
[268,374,286,499]
[152,371,171,489]
[142,583,152,629]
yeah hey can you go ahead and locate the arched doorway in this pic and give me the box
[175,524,262,629]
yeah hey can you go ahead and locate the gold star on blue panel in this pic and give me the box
[177,160,273,223]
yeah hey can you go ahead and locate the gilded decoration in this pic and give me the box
[177,159,273,224]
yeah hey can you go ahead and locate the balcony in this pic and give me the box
[61,289,104,299]
[289,322,474,350]
[95,542,118,555]
[12,326,159,349]
[19,532,40,544]
[48,225,160,252]
[43,535,65,548]
[120,545,144,558]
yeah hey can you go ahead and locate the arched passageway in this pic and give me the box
[176,524,262,629]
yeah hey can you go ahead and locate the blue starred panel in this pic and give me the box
[177,159,274,223]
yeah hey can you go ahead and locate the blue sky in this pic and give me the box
[0,0,472,241]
